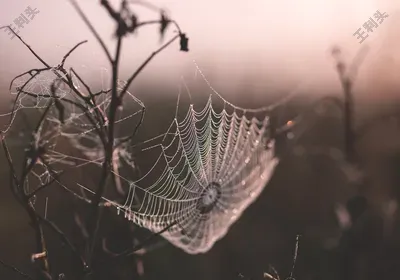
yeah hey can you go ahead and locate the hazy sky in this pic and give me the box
[0,0,399,104]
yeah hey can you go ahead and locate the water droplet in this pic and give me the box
[117,207,120,215]
[287,132,294,139]
[245,157,250,164]
[241,180,246,186]
[31,195,37,205]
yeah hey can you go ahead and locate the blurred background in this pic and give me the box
[1,0,400,279]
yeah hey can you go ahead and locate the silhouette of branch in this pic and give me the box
[68,0,112,63]
[0,258,34,280]
[85,14,124,268]
[116,106,145,147]
[119,33,180,99]
[59,40,88,68]
[0,133,50,276]
[3,0,188,278]
[114,221,177,258]
[331,45,369,164]
[0,26,50,67]
[27,173,63,199]
[2,69,46,134]
[3,132,88,276]
[74,0,188,268]
[37,214,88,273]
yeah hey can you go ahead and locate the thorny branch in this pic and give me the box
[1,0,188,278]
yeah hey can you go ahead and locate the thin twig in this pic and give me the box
[86,4,125,265]
[38,155,92,204]
[117,106,145,147]
[119,34,179,99]
[59,40,88,68]
[37,214,88,273]
[289,235,301,279]
[3,69,46,134]
[27,174,63,199]
[1,134,51,275]
[0,26,50,67]
[114,221,177,258]
[2,1,187,277]
[0,132,21,196]
[0,258,34,280]
[68,0,112,63]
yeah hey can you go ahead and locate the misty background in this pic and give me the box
[1,0,400,279]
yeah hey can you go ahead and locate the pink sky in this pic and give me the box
[0,0,399,105]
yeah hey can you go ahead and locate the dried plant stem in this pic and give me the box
[0,258,34,280]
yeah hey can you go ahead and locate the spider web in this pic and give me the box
[80,64,303,254]
[2,62,144,197]
[3,58,304,254]
[109,95,279,254]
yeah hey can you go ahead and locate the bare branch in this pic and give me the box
[2,69,47,134]
[115,221,177,258]
[86,4,125,264]
[0,132,21,191]
[100,0,121,21]
[119,33,179,99]
[0,258,34,280]
[38,155,92,205]
[117,106,145,147]
[2,1,188,277]
[37,214,88,274]
[136,19,182,34]
[68,0,113,63]
[27,173,63,199]
[59,40,88,69]
[0,26,50,67]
